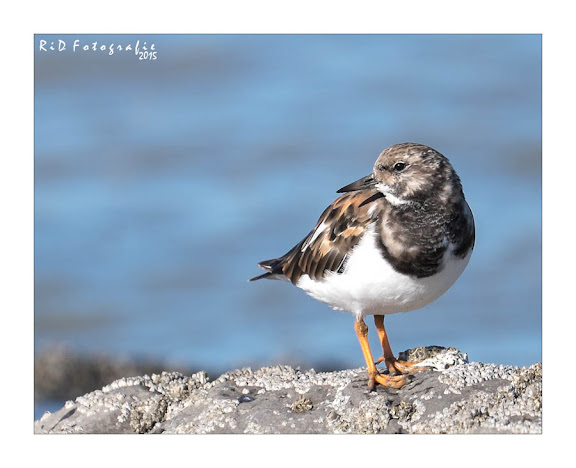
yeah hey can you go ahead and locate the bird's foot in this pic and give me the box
[374,356,428,375]
[367,369,407,390]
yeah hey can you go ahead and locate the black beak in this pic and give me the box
[337,174,376,193]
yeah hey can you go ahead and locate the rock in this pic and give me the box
[34,346,541,434]
[34,345,196,402]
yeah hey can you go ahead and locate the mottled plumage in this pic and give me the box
[252,190,384,284]
[252,143,474,287]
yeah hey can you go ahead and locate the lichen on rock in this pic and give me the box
[34,346,542,434]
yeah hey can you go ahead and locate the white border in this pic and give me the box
[3,0,571,464]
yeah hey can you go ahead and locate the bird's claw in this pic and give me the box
[374,356,428,375]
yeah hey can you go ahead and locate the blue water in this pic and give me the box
[35,35,541,395]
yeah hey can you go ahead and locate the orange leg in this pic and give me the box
[373,315,427,375]
[354,317,406,390]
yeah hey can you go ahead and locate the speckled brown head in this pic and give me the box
[338,143,463,205]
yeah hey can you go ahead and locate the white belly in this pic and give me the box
[296,226,472,317]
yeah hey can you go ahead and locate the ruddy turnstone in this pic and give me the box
[251,143,475,389]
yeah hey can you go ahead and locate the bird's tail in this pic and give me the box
[249,258,283,281]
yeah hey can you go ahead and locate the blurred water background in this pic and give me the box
[34,34,541,417]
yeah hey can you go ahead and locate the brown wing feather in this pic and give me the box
[252,190,385,284]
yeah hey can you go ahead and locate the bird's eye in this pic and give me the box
[393,162,407,172]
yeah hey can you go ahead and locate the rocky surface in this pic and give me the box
[34,346,542,434]
[35,346,196,402]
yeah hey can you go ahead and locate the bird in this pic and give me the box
[250,143,475,390]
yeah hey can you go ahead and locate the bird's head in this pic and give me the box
[337,143,462,206]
